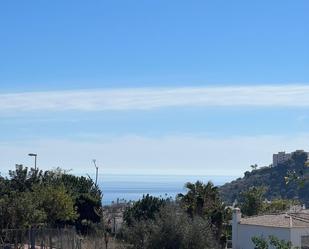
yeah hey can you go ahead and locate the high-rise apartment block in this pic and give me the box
[273,150,309,167]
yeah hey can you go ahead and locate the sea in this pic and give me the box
[98,174,235,205]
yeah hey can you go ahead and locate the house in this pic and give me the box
[232,208,309,249]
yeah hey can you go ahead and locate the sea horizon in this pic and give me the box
[98,174,237,205]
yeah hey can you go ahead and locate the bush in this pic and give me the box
[121,204,219,249]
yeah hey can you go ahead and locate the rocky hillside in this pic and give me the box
[219,151,309,205]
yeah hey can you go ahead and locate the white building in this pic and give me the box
[273,151,292,167]
[272,150,309,167]
[232,208,309,249]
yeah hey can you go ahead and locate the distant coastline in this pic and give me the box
[98,174,236,205]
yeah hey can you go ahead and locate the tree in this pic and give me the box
[263,199,299,214]
[240,186,266,216]
[251,164,258,171]
[285,151,309,188]
[220,151,309,206]
[177,181,221,217]
[0,192,44,229]
[121,204,219,249]
[32,184,77,226]
[182,215,218,249]
[0,165,102,231]
[252,236,269,249]
[177,181,229,246]
[123,194,167,226]
[58,173,102,233]
[121,219,152,249]
[291,151,308,168]
[252,235,300,249]
[0,184,76,229]
[89,206,112,249]
[9,165,43,192]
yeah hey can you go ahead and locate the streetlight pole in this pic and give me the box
[28,153,37,170]
[93,159,99,185]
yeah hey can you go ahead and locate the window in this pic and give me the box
[301,236,309,249]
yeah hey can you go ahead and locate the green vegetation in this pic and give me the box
[3,153,309,248]
[121,204,218,249]
[238,186,297,216]
[120,181,229,249]
[239,186,266,216]
[220,151,309,206]
[252,235,300,249]
[1,165,226,248]
[0,165,102,233]
[177,181,231,246]
[123,194,168,226]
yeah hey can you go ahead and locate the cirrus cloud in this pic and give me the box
[1,85,309,113]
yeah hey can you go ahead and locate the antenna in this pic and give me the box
[92,159,99,185]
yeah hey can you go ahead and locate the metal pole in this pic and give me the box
[34,155,37,170]
[96,166,98,185]
[28,153,38,170]
[93,159,99,185]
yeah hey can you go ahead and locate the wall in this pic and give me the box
[290,227,309,247]
[234,224,290,249]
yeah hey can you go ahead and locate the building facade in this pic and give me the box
[232,208,309,249]
[273,150,309,167]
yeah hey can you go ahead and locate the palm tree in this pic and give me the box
[177,181,229,248]
[177,181,219,217]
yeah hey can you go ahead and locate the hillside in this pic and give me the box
[219,151,309,205]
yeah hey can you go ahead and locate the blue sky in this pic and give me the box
[0,1,308,176]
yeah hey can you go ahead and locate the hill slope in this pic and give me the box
[219,151,309,205]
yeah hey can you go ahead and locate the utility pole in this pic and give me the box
[28,153,37,170]
[93,159,99,185]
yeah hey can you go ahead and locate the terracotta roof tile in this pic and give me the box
[240,211,309,228]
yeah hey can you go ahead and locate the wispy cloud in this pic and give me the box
[1,85,309,112]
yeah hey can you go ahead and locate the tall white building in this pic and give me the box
[273,150,309,167]
[273,151,292,167]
